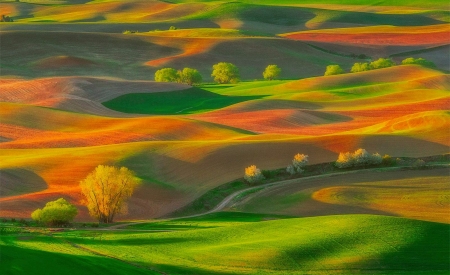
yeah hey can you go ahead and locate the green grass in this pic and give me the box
[45,215,450,274]
[126,212,292,230]
[0,228,153,275]
[102,87,263,115]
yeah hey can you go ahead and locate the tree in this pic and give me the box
[178,67,202,86]
[155,68,179,83]
[211,62,240,84]
[244,165,264,184]
[351,62,370,73]
[335,148,382,169]
[401,57,436,68]
[369,58,395,70]
[31,198,78,226]
[287,153,309,175]
[80,165,140,223]
[324,65,344,76]
[263,64,281,80]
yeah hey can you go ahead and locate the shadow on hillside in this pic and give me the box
[279,219,450,273]
[0,244,150,275]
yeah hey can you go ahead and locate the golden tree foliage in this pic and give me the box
[80,165,140,223]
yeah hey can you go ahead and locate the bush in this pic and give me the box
[263,65,281,80]
[211,62,240,84]
[244,165,265,184]
[287,154,309,174]
[351,62,370,73]
[169,26,177,30]
[31,198,78,226]
[335,149,382,168]
[370,58,395,70]
[178,67,202,86]
[11,218,16,223]
[155,68,179,83]
[401,57,436,68]
[324,65,344,76]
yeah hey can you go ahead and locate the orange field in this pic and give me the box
[282,25,450,46]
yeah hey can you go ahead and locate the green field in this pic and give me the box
[103,87,262,115]
[2,214,449,275]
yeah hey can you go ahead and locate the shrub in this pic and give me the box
[31,198,78,226]
[11,218,16,223]
[155,68,179,82]
[211,62,240,84]
[370,58,395,70]
[351,62,370,73]
[178,67,202,86]
[401,57,436,68]
[287,154,309,174]
[324,65,344,76]
[335,149,382,168]
[263,65,281,80]
[244,165,265,184]
[169,26,177,30]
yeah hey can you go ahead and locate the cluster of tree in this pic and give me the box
[325,57,435,76]
[31,165,140,225]
[31,198,78,226]
[155,63,282,85]
[287,153,309,175]
[335,148,382,168]
[155,67,202,86]
[401,57,436,68]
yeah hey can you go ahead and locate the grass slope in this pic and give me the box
[234,168,450,223]
[6,214,444,274]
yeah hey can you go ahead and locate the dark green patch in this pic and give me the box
[102,87,262,115]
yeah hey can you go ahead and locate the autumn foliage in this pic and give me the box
[80,165,140,223]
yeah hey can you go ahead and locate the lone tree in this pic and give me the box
[324,65,344,76]
[211,62,240,84]
[80,165,140,223]
[155,68,179,82]
[31,198,78,226]
[178,67,202,86]
[263,64,281,80]
[369,58,395,70]
[401,57,436,68]
[351,62,370,73]
[244,165,264,184]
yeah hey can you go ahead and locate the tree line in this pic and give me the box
[155,62,282,85]
[324,57,436,76]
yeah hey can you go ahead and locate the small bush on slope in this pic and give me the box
[324,64,344,76]
[351,62,371,73]
[336,148,382,168]
[402,57,436,68]
[287,153,309,175]
[244,165,265,184]
[31,198,77,226]
[370,58,395,69]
